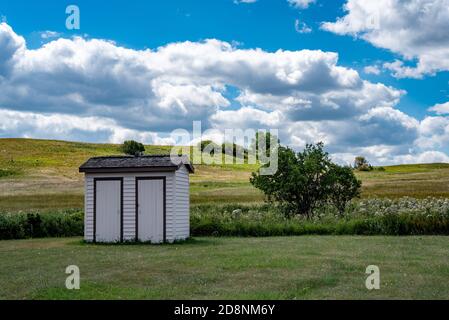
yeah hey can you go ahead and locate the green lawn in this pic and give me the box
[1,236,448,300]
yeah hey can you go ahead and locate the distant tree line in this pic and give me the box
[197,132,278,160]
[353,156,385,172]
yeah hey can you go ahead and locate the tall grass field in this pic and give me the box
[1,138,449,211]
[2,198,449,240]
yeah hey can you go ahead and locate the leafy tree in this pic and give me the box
[198,140,219,155]
[250,142,362,218]
[222,142,248,159]
[198,140,249,161]
[122,140,145,156]
[250,131,279,160]
[325,164,362,215]
[251,143,329,217]
[354,156,372,171]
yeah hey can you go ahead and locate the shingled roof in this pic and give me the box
[79,155,194,173]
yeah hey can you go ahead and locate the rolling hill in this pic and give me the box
[1,138,449,211]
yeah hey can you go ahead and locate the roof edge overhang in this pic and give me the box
[79,164,194,174]
[79,166,178,174]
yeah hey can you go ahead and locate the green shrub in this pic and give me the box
[0,209,83,240]
[251,143,361,218]
[197,140,220,155]
[222,143,248,160]
[190,198,449,237]
[121,140,145,156]
[354,156,373,171]
[0,169,20,178]
[1,198,448,240]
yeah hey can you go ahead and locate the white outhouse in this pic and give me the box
[79,155,194,243]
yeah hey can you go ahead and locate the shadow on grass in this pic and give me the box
[76,237,220,247]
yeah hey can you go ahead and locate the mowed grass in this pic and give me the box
[0,236,448,300]
[1,138,449,210]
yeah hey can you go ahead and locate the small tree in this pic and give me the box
[325,164,362,215]
[354,156,372,171]
[222,142,248,160]
[197,140,221,158]
[122,140,145,156]
[198,140,218,153]
[251,143,332,218]
[250,131,279,160]
[250,142,362,218]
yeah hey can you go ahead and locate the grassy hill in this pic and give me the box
[1,138,449,211]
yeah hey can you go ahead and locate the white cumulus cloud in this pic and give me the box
[0,22,447,165]
[363,65,381,75]
[322,0,449,78]
[428,101,449,115]
[288,0,316,9]
[295,19,312,33]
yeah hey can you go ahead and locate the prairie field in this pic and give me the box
[1,138,449,211]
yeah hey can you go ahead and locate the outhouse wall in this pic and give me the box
[174,165,190,240]
[84,171,182,242]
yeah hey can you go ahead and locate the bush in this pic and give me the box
[249,132,280,161]
[198,140,220,154]
[0,169,19,178]
[0,210,83,240]
[354,156,373,171]
[1,198,448,240]
[121,140,145,156]
[357,164,373,171]
[196,140,248,160]
[190,198,449,237]
[222,143,248,160]
[326,165,362,215]
[251,143,361,218]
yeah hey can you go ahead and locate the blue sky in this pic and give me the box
[0,0,448,164]
[3,0,448,118]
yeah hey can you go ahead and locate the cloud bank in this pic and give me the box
[322,0,449,78]
[0,22,447,165]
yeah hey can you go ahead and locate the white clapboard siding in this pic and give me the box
[84,171,178,243]
[175,165,190,239]
[84,176,94,241]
